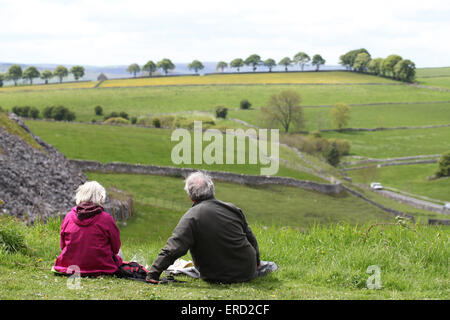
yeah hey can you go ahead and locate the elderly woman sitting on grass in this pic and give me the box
[52,181,125,276]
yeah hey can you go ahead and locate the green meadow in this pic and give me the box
[24,120,324,182]
[320,126,450,158]
[1,83,450,122]
[1,172,448,300]
[348,163,450,202]
[229,102,450,132]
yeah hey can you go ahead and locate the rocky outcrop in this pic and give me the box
[0,114,132,223]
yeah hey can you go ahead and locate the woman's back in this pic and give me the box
[54,205,122,276]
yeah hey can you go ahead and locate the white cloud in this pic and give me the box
[0,0,449,66]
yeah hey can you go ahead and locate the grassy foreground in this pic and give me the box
[0,212,448,300]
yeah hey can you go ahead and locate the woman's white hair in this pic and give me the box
[184,171,215,202]
[75,181,106,205]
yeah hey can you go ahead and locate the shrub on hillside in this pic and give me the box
[328,138,351,156]
[240,99,252,110]
[42,106,75,121]
[324,141,341,166]
[12,106,39,118]
[131,117,137,124]
[104,111,129,121]
[103,117,130,125]
[175,116,215,129]
[152,118,161,128]
[215,106,228,119]
[435,151,450,178]
[94,105,103,116]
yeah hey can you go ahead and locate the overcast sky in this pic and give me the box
[1,0,450,67]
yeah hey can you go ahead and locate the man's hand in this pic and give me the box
[146,278,160,285]
[145,274,160,284]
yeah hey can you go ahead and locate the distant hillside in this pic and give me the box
[0,61,345,86]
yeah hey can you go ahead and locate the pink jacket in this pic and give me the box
[53,206,123,275]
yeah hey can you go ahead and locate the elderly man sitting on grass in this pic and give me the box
[146,171,277,284]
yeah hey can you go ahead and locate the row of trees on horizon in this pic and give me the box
[339,48,416,82]
[126,53,327,77]
[0,65,85,86]
[0,49,416,87]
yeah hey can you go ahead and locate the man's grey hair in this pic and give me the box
[184,171,215,202]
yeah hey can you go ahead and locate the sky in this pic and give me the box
[1,0,450,67]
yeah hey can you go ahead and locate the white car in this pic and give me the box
[370,182,383,190]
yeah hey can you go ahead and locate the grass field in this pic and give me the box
[24,120,324,182]
[320,126,450,158]
[0,173,448,299]
[416,67,450,77]
[229,102,450,132]
[0,81,98,92]
[347,163,450,202]
[417,77,450,90]
[2,83,450,122]
[99,71,397,87]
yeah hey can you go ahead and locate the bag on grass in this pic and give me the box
[116,261,149,282]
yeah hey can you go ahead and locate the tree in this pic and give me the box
[293,52,310,71]
[393,59,416,82]
[324,141,341,166]
[352,53,371,72]
[40,70,53,84]
[261,90,304,133]
[53,65,69,83]
[382,54,402,78]
[143,60,157,77]
[368,58,384,75]
[330,103,351,129]
[70,65,85,80]
[7,64,23,86]
[94,105,103,116]
[22,66,40,85]
[278,57,292,72]
[188,60,204,74]
[263,58,276,72]
[126,63,141,77]
[216,61,228,72]
[311,54,326,71]
[0,73,4,87]
[244,54,261,72]
[435,151,450,178]
[339,48,370,70]
[230,58,244,72]
[157,59,175,75]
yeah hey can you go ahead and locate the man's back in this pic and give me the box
[148,198,260,283]
[187,199,259,283]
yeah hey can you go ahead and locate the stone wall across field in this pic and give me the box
[69,160,343,195]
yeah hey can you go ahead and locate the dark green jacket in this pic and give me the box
[148,198,260,283]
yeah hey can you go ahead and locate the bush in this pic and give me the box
[91,118,97,123]
[240,99,252,110]
[215,106,228,119]
[42,105,75,121]
[104,112,119,120]
[103,117,130,125]
[29,107,40,119]
[12,106,31,118]
[131,117,137,124]
[152,118,161,128]
[324,142,341,166]
[119,112,129,120]
[435,151,450,178]
[94,105,103,116]
[0,217,28,254]
[328,138,351,156]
